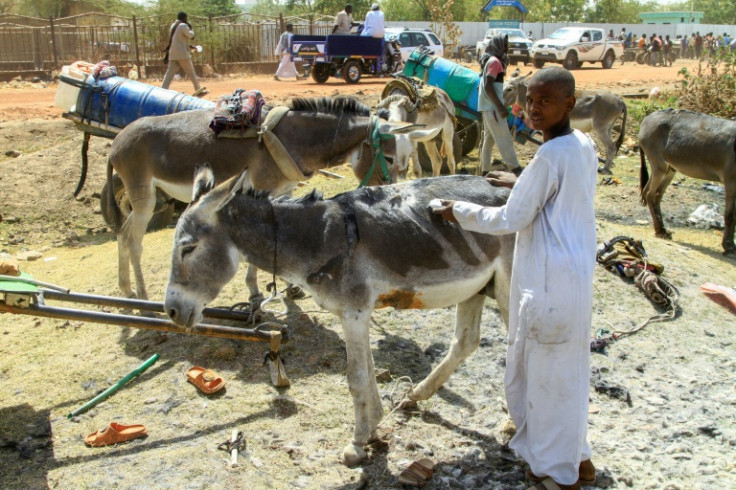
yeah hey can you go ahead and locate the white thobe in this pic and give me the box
[275,31,299,79]
[452,130,597,486]
[361,10,385,38]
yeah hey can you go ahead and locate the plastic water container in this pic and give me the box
[403,50,481,112]
[74,76,215,129]
[54,61,95,112]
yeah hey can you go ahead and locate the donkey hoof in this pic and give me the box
[597,167,612,175]
[655,230,673,240]
[343,443,366,466]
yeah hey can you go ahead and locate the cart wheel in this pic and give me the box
[533,58,545,68]
[100,174,175,233]
[311,63,331,83]
[636,52,646,64]
[456,118,481,156]
[342,60,362,84]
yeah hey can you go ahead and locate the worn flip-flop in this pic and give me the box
[85,422,147,447]
[192,87,209,97]
[526,460,596,487]
[186,366,225,394]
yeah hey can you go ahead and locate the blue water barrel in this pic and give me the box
[74,76,215,129]
[403,50,481,114]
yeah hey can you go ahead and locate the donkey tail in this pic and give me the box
[639,145,649,206]
[104,159,124,233]
[615,102,627,154]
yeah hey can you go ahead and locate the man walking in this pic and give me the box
[162,12,204,95]
[274,23,300,81]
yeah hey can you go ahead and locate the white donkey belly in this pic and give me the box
[571,117,593,133]
[155,179,194,203]
[372,266,495,310]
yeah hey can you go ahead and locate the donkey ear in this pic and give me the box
[215,170,249,212]
[192,162,215,203]
[379,121,426,135]
[406,127,440,142]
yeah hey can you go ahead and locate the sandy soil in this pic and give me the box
[1,58,736,490]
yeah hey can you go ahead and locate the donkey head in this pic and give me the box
[353,119,436,185]
[372,100,439,179]
[502,71,532,107]
[165,163,246,330]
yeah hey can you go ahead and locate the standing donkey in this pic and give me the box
[107,97,434,299]
[376,91,457,178]
[503,73,627,174]
[165,166,515,466]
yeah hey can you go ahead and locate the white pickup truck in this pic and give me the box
[530,27,623,70]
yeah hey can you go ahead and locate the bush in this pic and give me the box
[676,49,736,118]
[628,94,678,126]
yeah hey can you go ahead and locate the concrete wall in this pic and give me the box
[386,21,736,47]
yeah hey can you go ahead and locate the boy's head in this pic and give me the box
[525,67,576,140]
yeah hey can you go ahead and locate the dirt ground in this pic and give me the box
[1,59,736,490]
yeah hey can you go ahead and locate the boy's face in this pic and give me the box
[525,79,575,137]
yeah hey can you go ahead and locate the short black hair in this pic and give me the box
[177,12,187,21]
[530,66,575,97]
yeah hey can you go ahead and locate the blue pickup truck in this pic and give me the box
[290,34,402,83]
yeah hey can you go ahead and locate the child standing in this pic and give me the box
[434,66,598,490]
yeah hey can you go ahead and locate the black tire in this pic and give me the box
[576,62,584,69]
[456,118,481,155]
[311,63,331,83]
[533,58,545,68]
[602,50,615,69]
[418,133,463,175]
[100,174,175,233]
[342,60,361,84]
[636,52,646,65]
[563,51,578,70]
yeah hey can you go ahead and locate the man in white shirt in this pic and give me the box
[162,12,203,94]
[333,4,356,35]
[361,3,385,38]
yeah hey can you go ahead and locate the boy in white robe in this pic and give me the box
[434,66,598,490]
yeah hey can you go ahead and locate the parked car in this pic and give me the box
[384,27,443,61]
[531,27,623,70]
[475,28,533,65]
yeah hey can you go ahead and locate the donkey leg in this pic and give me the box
[244,263,262,302]
[341,308,383,466]
[410,146,422,179]
[119,196,156,299]
[722,183,736,254]
[424,139,444,177]
[646,167,676,239]
[595,125,617,174]
[409,293,485,401]
[441,127,456,175]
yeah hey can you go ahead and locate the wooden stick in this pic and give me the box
[230,429,239,467]
[317,169,345,179]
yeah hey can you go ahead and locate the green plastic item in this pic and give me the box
[67,353,159,418]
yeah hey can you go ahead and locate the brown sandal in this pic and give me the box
[526,459,596,486]
[85,423,147,447]
[186,366,225,394]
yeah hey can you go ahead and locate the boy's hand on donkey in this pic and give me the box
[485,170,517,189]
[432,200,458,223]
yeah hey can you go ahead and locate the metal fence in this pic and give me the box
[0,12,334,76]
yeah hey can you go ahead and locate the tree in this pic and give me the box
[201,0,239,17]
[584,0,641,24]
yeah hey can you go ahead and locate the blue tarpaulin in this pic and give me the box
[482,0,528,14]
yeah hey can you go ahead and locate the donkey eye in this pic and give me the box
[181,244,196,259]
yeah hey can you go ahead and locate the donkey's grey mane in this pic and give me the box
[241,186,324,204]
[290,97,370,117]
